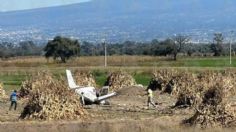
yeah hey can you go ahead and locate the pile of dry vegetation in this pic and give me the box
[19,80,34,98]
[74,70,97,87]
[148,69,201,107]
[149,69,236,127]
[0,82,6,97]
[148,69,179,92]
[184,76,236,128]
[104,71,136,91]
[19,72,88,120]
[171,71,222,108]
[148,70,236,109]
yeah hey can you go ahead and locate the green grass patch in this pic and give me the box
[0,74,28,94]
[137,56,235,67]
[95,75,107,87]
[0,74,27,86]
[133,73,151,86]
[92,70,107,87]
[4,85,20,94]
[179,56,236,67]
[91,69,152,87]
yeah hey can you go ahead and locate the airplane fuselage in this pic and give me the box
[66,69,117,105]
[75,87,98,103]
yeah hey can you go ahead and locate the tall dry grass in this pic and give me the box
[0,55,165,67]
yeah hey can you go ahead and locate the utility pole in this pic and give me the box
[122,43,125,66]
[230,31,234,66]
[103,40,107,67]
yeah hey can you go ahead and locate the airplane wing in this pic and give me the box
[66,69,81,89]
[97,92,117,102]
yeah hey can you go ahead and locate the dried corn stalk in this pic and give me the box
[20,72,88,120]
[148,69,179,91]
[173,71,218,108]
[19,72,53,98]
[184,76,236,128]
[0,82,6,97]
[74,70,96,87]
[173,73,200,108]
[149,70,236,109]
[104,71,136,91]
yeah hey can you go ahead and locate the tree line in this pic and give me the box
[0,41,43,58]
[80,33,234,58]
[0,33,235,63]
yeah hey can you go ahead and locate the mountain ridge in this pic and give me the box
[0,0,236,43]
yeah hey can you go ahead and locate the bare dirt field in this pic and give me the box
[1,86,236,132]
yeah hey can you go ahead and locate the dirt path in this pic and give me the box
[1,117,236,132]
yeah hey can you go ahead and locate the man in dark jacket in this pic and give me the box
[9,90,18,111]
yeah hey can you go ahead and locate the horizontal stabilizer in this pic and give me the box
[97,92,117,101]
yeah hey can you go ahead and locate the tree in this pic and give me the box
[0,41,43,58]
[80,41,96,56]
[0,42,16,58]
[122,41,136,55]
[184,43,196,56]
[18,41,42,56]
[171,35,190,60]
[153,39,174,56]
[44,36,80,63]
[211,33,224,56]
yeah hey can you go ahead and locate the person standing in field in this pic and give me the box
[147,88,157,108]
[80,92,85,106]
[9,90,18,111]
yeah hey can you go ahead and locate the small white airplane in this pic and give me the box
[66,70,117,105]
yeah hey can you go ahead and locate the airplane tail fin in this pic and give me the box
[66,69,80,89]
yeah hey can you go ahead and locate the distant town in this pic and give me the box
[0,26,233,44]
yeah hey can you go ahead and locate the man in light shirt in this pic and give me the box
[147,88,157,108]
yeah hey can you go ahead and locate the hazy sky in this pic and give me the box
[0,0,91,12]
